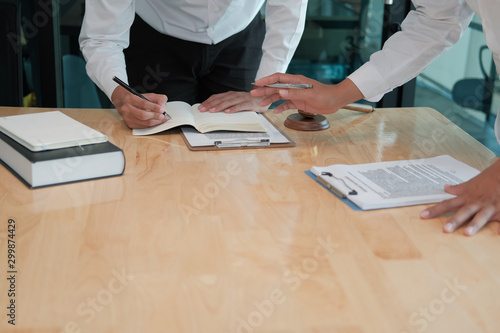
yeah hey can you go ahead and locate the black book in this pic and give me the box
[0,131,125,188]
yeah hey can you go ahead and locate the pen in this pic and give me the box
[252,82,313,89]
[253,81,373,113]
[112,76,170,118]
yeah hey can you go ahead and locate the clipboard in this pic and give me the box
[179,113,296,151]
[304,170,362,211]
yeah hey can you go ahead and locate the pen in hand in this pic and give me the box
[112,76,170,119]
[252,82,313,89]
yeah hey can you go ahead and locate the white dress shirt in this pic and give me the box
[348,0,500,144]
[79,0,307,99]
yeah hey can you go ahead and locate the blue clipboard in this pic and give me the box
[304,170,362,211]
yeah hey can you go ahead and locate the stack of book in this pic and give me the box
[0,111,125,188]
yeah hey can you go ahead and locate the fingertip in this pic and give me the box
[443,223,454,233]
[253,78,267,86]
[420,209,430,219]
[279,89,289,98]
[464,225,476,236]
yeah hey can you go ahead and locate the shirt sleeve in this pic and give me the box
[348,0,475,102]
[256,0,308,80]
[79,0,135,100]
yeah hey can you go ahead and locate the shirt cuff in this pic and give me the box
[255,59,288,81]
[347,62,393,102]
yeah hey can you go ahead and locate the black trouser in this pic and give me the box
[124,14,266,104]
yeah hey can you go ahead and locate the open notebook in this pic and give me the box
[133,101,266,135]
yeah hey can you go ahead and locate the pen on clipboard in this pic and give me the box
[112,76,170,119]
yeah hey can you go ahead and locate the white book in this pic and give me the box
[310,155,480,210]
[0,130,125,188]
[0,111,108,151]
[133,101,266,135]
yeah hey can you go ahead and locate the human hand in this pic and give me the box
[198,91,270,114]
[420,159,500,236]
[250,73,364,114]
[111,86,169,129]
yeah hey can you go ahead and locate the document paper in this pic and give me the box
[310,155,481,210]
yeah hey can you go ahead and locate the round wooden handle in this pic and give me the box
[343,103,375,113]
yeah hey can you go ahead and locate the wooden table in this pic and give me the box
[0,106,499,333]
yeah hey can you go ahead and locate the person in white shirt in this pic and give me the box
[251,0,500,236]
[79,0,307,129]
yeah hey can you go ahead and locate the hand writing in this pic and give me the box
[111,86,169,129]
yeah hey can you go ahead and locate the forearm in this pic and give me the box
[349,0,474,101]
[336,79,365,108]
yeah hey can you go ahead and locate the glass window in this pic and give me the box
[288,0,384,84]
[414,15,499,154]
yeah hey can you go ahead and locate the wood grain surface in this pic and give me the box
[0,106,498,333]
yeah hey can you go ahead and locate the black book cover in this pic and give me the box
[0,130,123,160]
